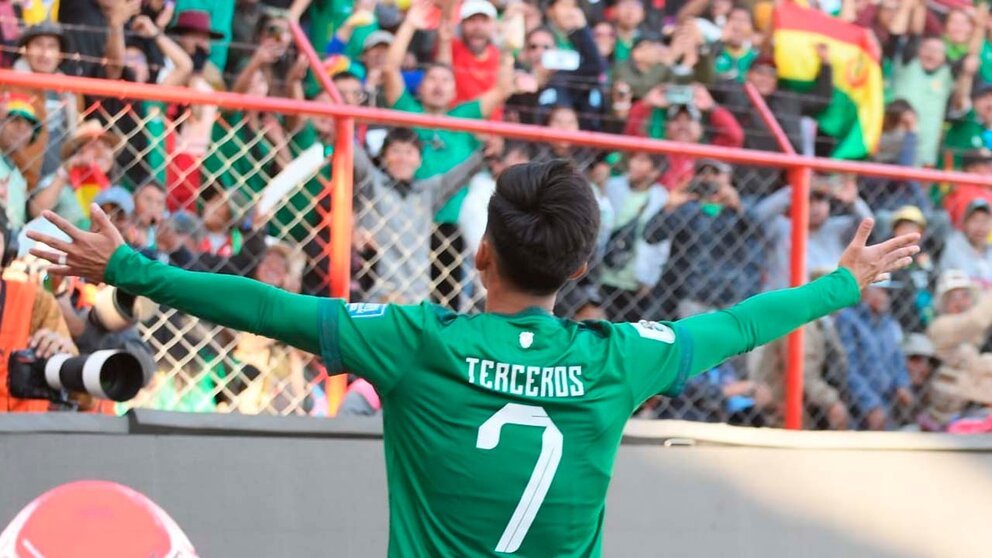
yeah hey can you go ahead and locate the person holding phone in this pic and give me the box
[504,4,609,131]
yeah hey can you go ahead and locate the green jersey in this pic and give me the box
[321,303,688,556]
[105,247,863,557]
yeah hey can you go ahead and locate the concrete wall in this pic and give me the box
[1,412,990,557]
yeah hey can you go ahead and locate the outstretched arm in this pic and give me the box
[675,219,920,377]
[26,207,323,355]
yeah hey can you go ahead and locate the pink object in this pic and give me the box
[948,415,992,434]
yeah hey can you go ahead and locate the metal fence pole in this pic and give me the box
[784,166,811,430]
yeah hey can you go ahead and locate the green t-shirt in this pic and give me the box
[614,37,633,64]
[714,46,758,83]
[943,109,990,168]
[980,40,992,85]
[391,91,483,223]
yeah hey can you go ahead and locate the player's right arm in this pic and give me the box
[28,207,419,392]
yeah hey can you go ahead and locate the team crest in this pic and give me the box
[519,332,534,349]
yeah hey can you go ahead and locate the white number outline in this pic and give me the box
[476,403,563,554]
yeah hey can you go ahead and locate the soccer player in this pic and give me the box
[29,160,919,557]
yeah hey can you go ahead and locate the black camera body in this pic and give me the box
[7,349,146,403]
[688,178,719,198]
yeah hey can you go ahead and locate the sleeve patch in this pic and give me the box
[632,321,676,344]
[347,303,387,318]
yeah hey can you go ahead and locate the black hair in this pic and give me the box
[526,26,555,45]
[503,140,535,160]
[135,180,167,195]
[486,160,600,295]
[883,99,915,131]
[200,181,226,202]
[380,127,422,156]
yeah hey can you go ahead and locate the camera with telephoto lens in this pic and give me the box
[7,349,146,403]
[89,286,157,333]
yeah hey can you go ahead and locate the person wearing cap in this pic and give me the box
[11,21,81,185]
[599,151,669,322]
[93,186,135,238]
[163,9,226,88]
[938,197,992,287]
[887,205,936,334]
[835,279,914,430]
[925,269,992,430]
[435,0,501,104]
[896,332,939,428]
[643,157,764,319]
[385,3,517,306]
[941,149,992,227]
[0,93,40,230]
[28,120,120,229]
[754,173,874,292]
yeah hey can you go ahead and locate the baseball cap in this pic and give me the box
[974,83,992,99]
[935,269,976,311]
[94,186,135,216]
[694,158,731,175]
[362,30,394,51]
[891,205,927,228]
[965,197,992,220]
[902,333,936,359]
[460,0,497,20]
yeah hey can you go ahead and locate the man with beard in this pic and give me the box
[437,0,501,104]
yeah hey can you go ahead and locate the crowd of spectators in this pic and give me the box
[1,0,992,431]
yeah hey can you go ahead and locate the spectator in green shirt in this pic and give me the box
[943,84,992,168]
[712,6,757,83]
[383,3,515,308]
[611,0,645,64]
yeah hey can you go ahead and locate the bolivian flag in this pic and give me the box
[774,1,883,159]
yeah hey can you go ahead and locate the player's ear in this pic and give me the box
[476,238,491,272]
[568,262,589,281]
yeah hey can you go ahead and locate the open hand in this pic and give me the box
[837,218,920,290]
[26,205,125,284]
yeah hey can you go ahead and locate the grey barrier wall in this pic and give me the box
[1,411,991,557]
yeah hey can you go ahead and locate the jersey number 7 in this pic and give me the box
[476,403,563,554]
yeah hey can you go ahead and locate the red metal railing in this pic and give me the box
[5,69,988,429]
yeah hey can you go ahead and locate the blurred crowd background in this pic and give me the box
[0,0,992,431]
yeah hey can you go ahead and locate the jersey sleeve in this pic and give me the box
[318,300,429,394]
[615,320,694,406]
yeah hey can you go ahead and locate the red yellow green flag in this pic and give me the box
[774,1,884,159]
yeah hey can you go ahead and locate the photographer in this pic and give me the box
[925,270,992,430]
[642,159,764,319]
[0,226,78,412]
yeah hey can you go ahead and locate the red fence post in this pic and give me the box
[784,166,811,430]
[329,118,354,299]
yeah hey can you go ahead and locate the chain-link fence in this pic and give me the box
[1,26,990,430]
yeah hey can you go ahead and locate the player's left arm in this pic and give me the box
[676,219,918,377]
[625,219,919,404]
